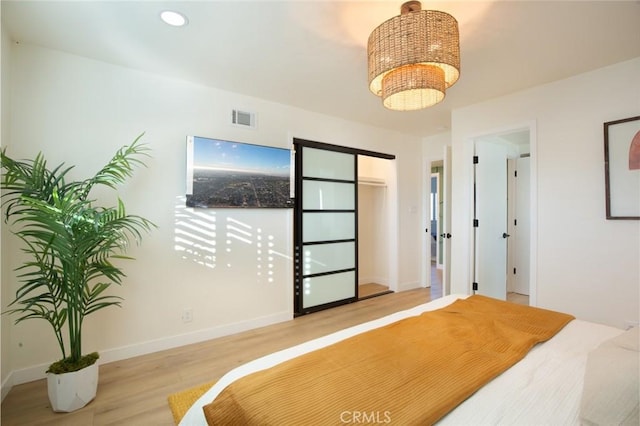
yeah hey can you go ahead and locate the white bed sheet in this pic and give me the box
[438,318,622,425]
[179,295,623,426]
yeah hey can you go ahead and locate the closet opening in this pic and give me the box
[357,155,394,300]
[293,138,395,316]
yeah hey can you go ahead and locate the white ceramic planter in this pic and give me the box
[46,362,98,412]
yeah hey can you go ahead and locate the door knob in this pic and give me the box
[502,232,510,238]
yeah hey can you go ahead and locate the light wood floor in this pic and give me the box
[507,292,530,305]
[431,264,443,299]
[1,287,441,426]
[358,282,391,299]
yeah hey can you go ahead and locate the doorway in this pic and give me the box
[423,147,451,300]
[429,163,444,298]
[472,129,531,303]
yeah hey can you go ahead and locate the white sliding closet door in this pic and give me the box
[296,146,357,312]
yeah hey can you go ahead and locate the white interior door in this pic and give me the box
[514,156,531,295]
[442,146,452,295]
[507,159,516,293]
[475,140,508,300]
[297,146,357,312]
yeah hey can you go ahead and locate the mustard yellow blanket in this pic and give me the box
[203,295,574,425]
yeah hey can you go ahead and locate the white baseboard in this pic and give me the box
[358,276,389,286]
[397,281,422,292]
[5,361,50,389]
[2,372,14,402]
[6,310,292,391]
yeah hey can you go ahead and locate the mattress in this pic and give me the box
[179,294,623,425]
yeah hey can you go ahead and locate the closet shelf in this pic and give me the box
[358,177,386,187]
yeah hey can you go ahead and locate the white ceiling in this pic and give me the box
[3,1,640,138]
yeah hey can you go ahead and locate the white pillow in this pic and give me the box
[579,327,639,426]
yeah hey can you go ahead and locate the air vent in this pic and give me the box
[231,109,257,129]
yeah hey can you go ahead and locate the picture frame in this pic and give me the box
[185,136,294,209]
[604,115,640,220]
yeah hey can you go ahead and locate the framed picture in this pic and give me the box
[604,115,640,219]
[186,136,293,209]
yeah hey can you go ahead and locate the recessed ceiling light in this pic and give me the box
[160,10,188,27]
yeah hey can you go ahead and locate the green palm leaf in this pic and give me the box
[1,134,155,369]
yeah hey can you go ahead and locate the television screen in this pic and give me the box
[186,136,293,208]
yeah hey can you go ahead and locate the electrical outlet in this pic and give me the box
[182,309,193,323]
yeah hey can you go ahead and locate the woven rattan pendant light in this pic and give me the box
[368,1,460,111]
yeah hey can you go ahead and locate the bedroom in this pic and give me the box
[1,1,639,424]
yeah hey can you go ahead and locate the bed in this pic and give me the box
[179,294,639,425]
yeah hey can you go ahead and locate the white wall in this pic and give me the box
[0,7,12,397]
[423,131,450,159]
[450,57,640,328]
[358,184,388,286]
[1,42,424,388]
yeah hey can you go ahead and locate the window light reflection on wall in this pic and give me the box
[174,197,287,284]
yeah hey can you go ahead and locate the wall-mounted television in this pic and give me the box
[186,136,293,208]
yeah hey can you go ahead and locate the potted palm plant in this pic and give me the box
[1,134,155,412]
